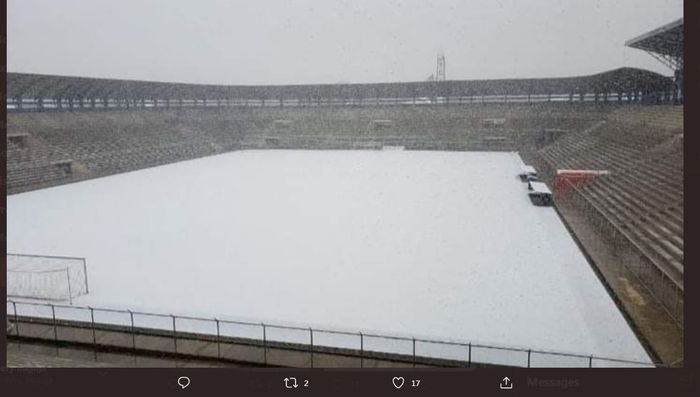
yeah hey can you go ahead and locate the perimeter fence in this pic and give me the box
[7,300,656,368]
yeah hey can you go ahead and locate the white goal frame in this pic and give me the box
[7,253,89,304]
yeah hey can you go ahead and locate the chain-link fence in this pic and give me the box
[6,300,655,368]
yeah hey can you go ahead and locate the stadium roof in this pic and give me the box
[6,67,673,100]
[625,18,683,58]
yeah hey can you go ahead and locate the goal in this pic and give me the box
[7,253,89,304]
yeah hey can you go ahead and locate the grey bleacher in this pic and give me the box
[5,103,615,194]
[538,115,683,290]
[6,135,75,194]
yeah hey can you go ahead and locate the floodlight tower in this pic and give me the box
[436,51,446,82]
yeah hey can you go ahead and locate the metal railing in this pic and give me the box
[5,91,677,112]
[6,299,656,368]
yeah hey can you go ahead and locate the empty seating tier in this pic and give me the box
[539,108,683,289]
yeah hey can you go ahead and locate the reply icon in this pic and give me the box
[177,376,191,389]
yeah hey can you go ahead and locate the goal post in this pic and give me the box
[7,253,88,304]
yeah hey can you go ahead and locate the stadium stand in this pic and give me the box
[530,20,684,339]
[5,13,685,368]
[536,104,683,331]
[610,105,683,130]
[6,66,670,194]
[6,69,681,293]
[6,67,672,112]
[525,19,685,367]
[6,132,76,192]
[5,64,683,363]
[7,102,616,193]
[626,18,683,104]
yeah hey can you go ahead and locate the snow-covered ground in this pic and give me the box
[7,150,651,366]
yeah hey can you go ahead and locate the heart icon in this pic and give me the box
[392,376,405,389]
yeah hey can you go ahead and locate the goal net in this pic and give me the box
[7,254,88,303]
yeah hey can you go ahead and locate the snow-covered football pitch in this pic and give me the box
[7,150,652,366]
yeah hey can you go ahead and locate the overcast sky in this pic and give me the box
[8,0,683,85]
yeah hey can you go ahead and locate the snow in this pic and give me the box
[520,164,537,175]
[529,181,553,195]
[6,150,651,366]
